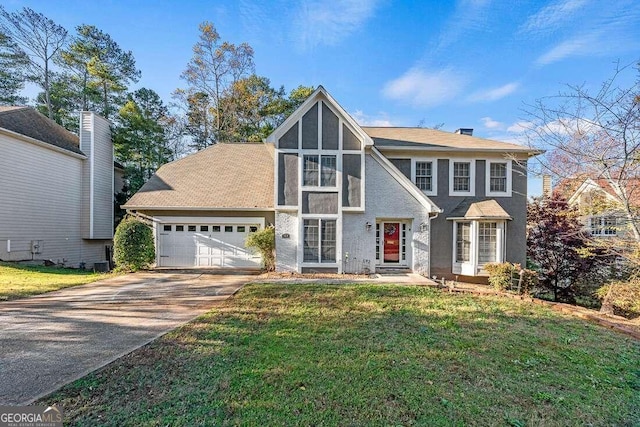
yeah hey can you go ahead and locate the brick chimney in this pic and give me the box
[542,174,552,197]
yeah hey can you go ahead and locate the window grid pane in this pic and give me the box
[478,222,497,264]
[321,156,337,187]
[321,220,337,262]
[375,223,380,260]
[415,161,432,191]
[303,219,319,262]
[456,222,471,262]
[453,162,470,192]
[303,155,319,186]
[490,163,507,192]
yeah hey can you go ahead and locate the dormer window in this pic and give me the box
[303,155,336,187]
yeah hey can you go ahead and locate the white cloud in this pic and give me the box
[436,0,494,51]
[468,82,519,102]
[520,0,589,36]
[507,121,533,133]
[535,33,602,65]
[480,117,503,129]
[382,67,466,107]
[351,110,395,126]
[292,0,379,51]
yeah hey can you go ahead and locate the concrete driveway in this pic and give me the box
[0,270,254,405]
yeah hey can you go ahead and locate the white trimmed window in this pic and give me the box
[449,160,475,196]
[455,222,471,262]
[486,160,512,196]
[590,216,617,236]
[453,220,505,275]
[303,219,337,263]
[412,160,437,195]
[303,155,336,187]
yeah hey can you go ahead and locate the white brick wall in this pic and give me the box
[342,154,431,275]
[275,211,298,272]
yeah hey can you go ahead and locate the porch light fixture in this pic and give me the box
[365,221,372,231]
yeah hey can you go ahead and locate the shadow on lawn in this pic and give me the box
[44,284,640,427]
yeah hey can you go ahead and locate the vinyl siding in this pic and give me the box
[0,132,109,267]
[79,112,114,239]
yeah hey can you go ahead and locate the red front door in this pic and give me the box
[383,222,400,263]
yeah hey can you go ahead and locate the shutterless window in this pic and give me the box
[303,219,336,263]
[591,217,617,236]
[176,225,184,232]
[303,155,336,187]
[249,226,258,232]
[489,162,507,192]
[163,225,171,231]
[200,226,208,232]
[478,222,497,264]
[456,222,471,262]
[237,226,246,232]
[453,162,470,192]
[225,226,233,232]
[321,156,336,186]
[415,161,432,191]
[188,225,196,232]
[212,226,221,232]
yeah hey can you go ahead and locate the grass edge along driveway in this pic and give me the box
[0,261,112,301]
[42,283,639,427]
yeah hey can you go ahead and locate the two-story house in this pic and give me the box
[0,106,122,268]
[124,87,538,281]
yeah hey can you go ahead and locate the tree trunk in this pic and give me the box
[600,284,615,315]
[44,51,53,119]
[103,81,109,119]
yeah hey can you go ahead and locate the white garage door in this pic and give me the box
[158,221,262,268]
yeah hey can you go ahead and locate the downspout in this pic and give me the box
[427,211,439,279]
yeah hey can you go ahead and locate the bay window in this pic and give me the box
[453,220,505,275]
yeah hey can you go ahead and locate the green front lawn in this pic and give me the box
[44,284,639,426]
[0,261,111,300]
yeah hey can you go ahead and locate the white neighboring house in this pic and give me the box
[0,106,122,268]
[565,177,634,238]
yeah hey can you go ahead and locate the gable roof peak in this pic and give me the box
[266,85,373,147]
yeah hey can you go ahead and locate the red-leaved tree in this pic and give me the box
[527,194,596,302]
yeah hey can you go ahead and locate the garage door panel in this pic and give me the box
[159,222,261,268]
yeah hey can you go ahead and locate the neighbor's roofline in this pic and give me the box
[0,126,87,159]
[123,206,276,211]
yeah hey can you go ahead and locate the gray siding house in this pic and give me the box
[125,87,537,281]
[0,107,120,268]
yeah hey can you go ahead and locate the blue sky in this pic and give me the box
[6,0,640,195]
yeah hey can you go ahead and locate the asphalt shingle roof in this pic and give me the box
[363,126,536,153]
[0,106,83,155]
[124,143,275,210]
[448,198,512,219]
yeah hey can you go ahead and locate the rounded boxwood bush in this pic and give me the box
[113,216,155,271]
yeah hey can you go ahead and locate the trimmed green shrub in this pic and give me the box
[596,278,640,319]
[485,262,537,295]
[485,262,517,291]
[113,216,155,272]
[246,226,275,271]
